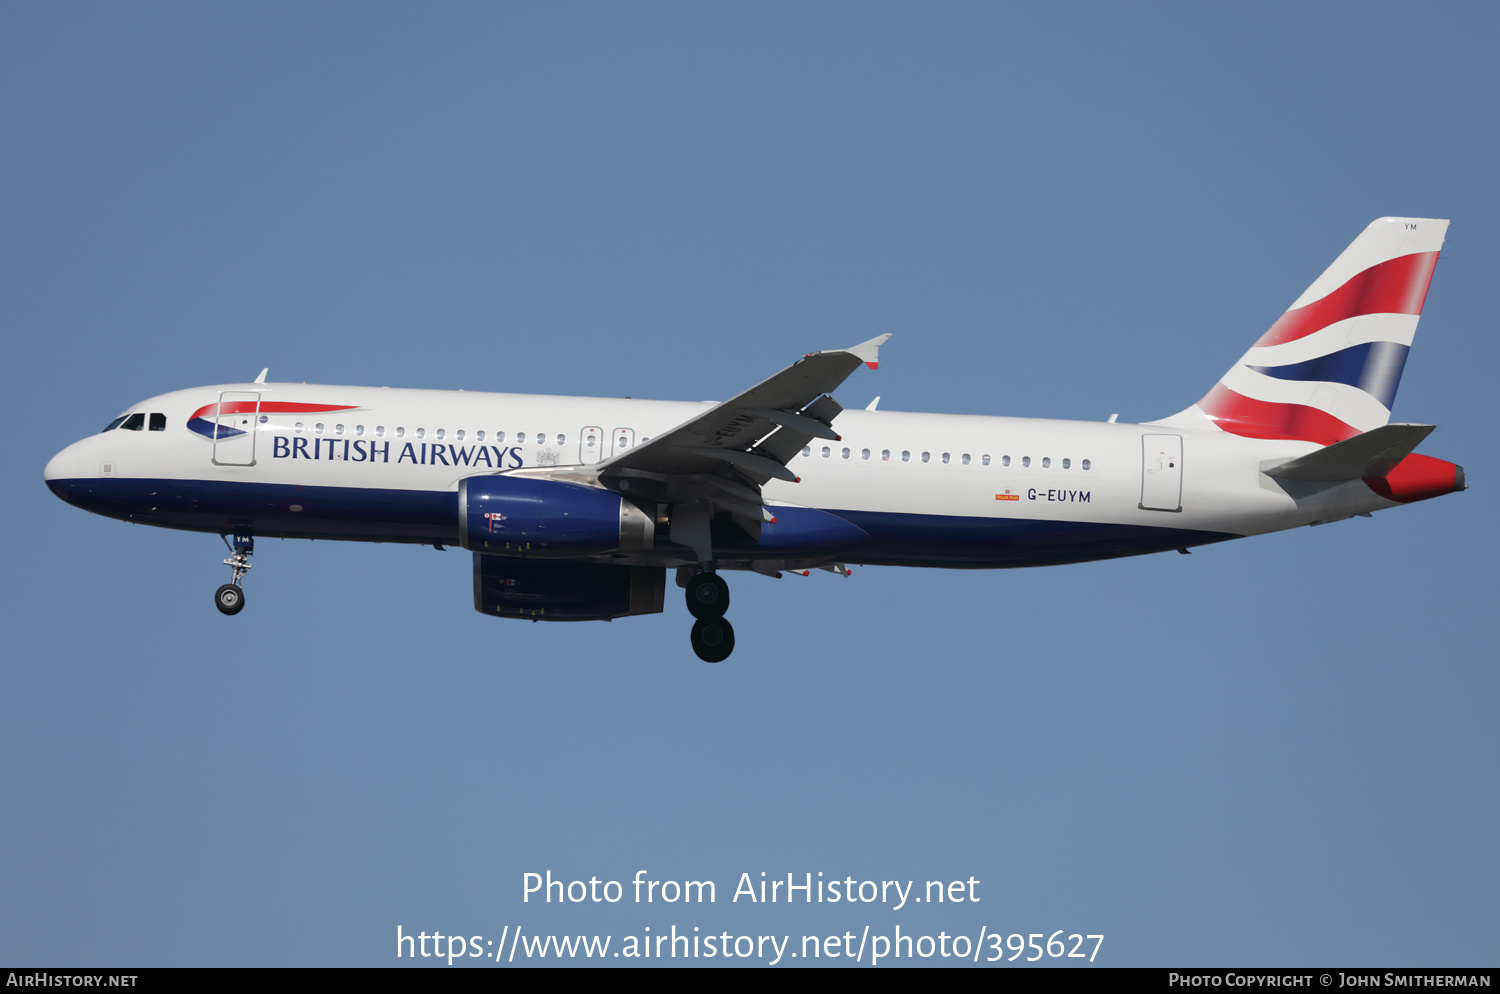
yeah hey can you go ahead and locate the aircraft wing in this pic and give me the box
[585,334,889,554]
[596,334,889,487]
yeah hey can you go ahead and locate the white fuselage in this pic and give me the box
[45,380,1402,570]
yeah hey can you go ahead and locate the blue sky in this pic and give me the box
[3,2,1496,967]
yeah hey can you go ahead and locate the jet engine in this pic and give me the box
[458,476,655,557]
[472,556,666,621]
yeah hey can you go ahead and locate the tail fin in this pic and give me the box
[1155,217,1448,445]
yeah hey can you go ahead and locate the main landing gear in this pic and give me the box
[215,533,253,616]
[685,570,734,663]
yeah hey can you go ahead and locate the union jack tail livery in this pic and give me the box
[1162,217,1447,446]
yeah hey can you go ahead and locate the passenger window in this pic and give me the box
[1001,455,1010,466]
[149,413,167,431]
[314,423,325,435]
[516,432,526,444]
[881,449,890,461]
[102,416,127,433]
[495,431,505,443]
[355,425,365,437]
[821,446,831,458]
[921,451,930,463]
[1082,459,1091,470]
[961,453,970,465]
[395,427,406,438]
[802,446,811,457]
[1021,456,1031,467]
[475,430,485,442]
[1041,457,1050,468]
[122,413,145,431]
[1062,458,1071,469]
[861,448,870,460]
[415,428,425,440]
[586,436,596,447]
[841,447,850,459]
[375,426,385,438]
[982,454,992,466]
[295,422,305,433]
[901,450,910,462]
[941,452,950,464]
[335,424,345,436]
[434,429,444,440]
[456,429,465,441]
[557,434,566,445]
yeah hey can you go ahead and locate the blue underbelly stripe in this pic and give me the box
[45,478,1237,565]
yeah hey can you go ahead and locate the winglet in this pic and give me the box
[841,334,892,370]
[253,368,269,384]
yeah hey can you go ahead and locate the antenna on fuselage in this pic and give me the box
[253,368,269,384]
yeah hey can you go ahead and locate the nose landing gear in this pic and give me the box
[215,533,253,616]
[215,583,245,615]
[684,569,734,663]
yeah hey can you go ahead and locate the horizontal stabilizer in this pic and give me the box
[1263,423,1436,482]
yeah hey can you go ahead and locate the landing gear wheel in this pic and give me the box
[690,617,735,663]
[215,584,245,616]
[685,572,730,619]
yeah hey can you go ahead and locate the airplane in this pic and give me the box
[44,217,1465,662]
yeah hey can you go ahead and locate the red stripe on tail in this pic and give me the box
[1197,384,1361,446]
[1254,252,1439,348]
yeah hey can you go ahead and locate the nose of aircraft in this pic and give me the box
[46,437,86,478]
[44,437,100,506]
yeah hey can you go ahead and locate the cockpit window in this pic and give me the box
[121,413,145,431]
[149,413,166,431]
[102,416,128,433]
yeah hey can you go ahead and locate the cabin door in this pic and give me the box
[212,391,261,467]
[1140,434,1182,512]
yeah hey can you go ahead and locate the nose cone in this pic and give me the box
[45,438,102,507]
[45,445,76,483]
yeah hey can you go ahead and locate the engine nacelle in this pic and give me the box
[473,555,665,621]
[458,475,654,557]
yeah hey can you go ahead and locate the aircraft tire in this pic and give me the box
[690,617,734,663]
[215,583,245,616]
[685,572,730,620]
